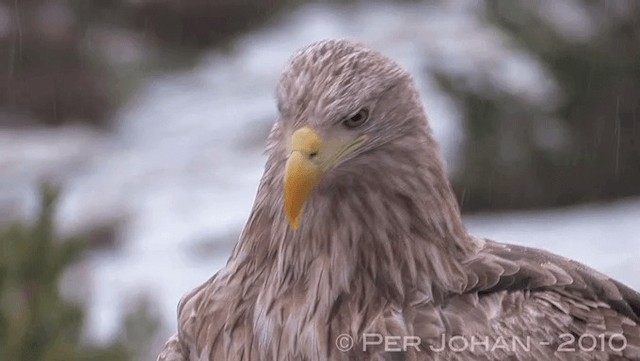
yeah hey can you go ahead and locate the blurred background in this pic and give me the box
[0,0,639,360]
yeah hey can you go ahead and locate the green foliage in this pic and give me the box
[68,0,298,50]
[0,187,158,361]
[0,0,113,127]
[440,0,640,212]
[1,0,298,127]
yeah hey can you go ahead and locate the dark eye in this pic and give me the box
[342,108,369,129]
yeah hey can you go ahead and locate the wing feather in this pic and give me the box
[454,239,640,360]
[467,240,640,323]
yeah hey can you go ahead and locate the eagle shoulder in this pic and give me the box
[447,239,640,360]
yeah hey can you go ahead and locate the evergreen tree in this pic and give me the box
[0,187,157,361]
[439,0,640,211]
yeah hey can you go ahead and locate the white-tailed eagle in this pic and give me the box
[158,40,640,361]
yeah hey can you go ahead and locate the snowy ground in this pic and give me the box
[0,1,637,345]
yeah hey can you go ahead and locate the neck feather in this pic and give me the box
[231,126,476,306]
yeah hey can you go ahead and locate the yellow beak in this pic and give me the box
[284,127,323,229]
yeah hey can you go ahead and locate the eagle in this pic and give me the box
[157,40,640,361]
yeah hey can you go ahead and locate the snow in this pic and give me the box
[0,1,637,345]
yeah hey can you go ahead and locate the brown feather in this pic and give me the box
[157,40,640,361]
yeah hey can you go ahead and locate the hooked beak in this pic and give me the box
[283,126,368,229]
[284,127,322,229]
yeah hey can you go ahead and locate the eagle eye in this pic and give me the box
[342,108,369,129]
